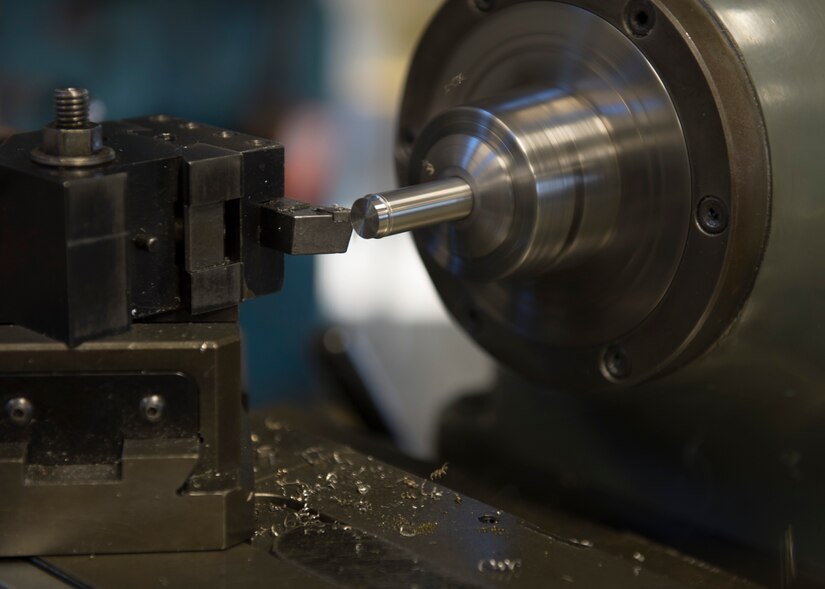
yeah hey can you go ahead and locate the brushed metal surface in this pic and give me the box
[351,177,473,239]
[392,0,770,389]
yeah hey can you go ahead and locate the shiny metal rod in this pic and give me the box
[351,177,474,239]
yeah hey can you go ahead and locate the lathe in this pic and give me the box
[0,0,822,587]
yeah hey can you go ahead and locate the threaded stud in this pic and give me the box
[31,87,114,166]
[54,88,90,129]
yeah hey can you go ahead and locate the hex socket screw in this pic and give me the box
[140,395,166,424]
[5,397,34,426]
[697,195,729,235]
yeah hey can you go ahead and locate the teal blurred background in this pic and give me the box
[0,0,327,405]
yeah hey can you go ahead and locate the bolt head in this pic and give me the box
[697,196,729,235]
[624,0,656,37]
[140,395,166,424]
[134,233,160,253]
[5,397,34,426]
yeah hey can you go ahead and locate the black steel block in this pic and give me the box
[260,198,352,255]
[184,201,226,270]
[0,116,288,344]
[186,263,243,314]
[0,160,129,345]
[181,144,241,206]
[0,324,253,556]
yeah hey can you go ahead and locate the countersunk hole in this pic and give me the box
[478,514,499,525]
[150,114,171,122]
[155,132,176,142]
[247,138,268,147]
[180,122,199,130]
[624,1,656,36]
[215,130,236,139]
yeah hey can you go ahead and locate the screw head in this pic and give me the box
[140,395,166,424]
[602,346,631,381]
[624,0,656,37]
[697,196,729,235]
[133,233,159,253]
[5,397,33,426]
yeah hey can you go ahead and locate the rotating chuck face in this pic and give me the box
[352,0,771,391]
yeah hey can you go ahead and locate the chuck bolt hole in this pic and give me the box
[697,196,729,235]
[602,346,631,381]
[625,1,655,36]
[5,397,33,426]
[140,395,166,424]
[479,514,499,524]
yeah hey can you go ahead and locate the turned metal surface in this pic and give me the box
[352,177,473,239]
[355,85,638,285]
[383,0,825,581]
[383,0,770,391]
